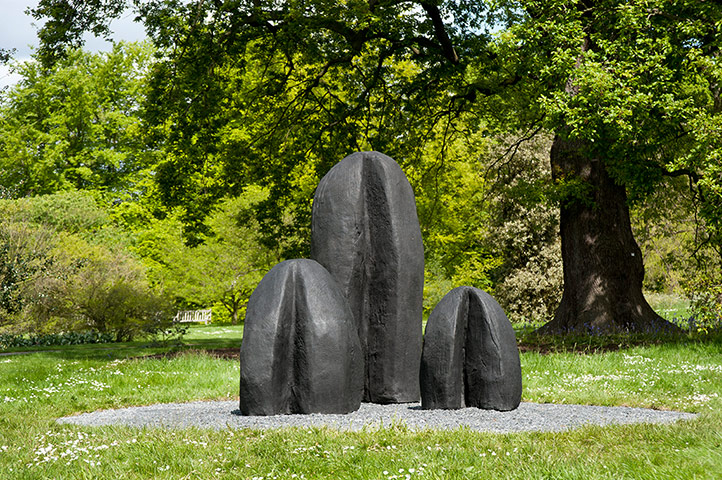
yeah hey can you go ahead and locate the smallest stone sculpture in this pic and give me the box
[239,259,364,416]
[420,287,522,411]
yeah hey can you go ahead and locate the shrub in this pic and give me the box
[0,221,54,326]
[483,134,563,325]
[0,330,115,349]
[495,242,563,324]
[0,206,176,342]
[22,236,175,341]
[685,274,722,334]
[0,191,110,234]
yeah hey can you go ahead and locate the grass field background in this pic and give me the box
[1,306,721,479]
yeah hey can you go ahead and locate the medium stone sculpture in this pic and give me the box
[311,151,424,404]
[420,287,522,411]
[239,259,363,415]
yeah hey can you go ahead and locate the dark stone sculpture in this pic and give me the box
[311,151,424,404]
[420,287,522,411]
[239,259,363,415]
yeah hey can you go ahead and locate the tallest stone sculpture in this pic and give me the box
[311,151,424,403]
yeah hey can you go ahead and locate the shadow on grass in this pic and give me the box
[516,326,722,355]
[5,324,721,360]
[0,336,244,361]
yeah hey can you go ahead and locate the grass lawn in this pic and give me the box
[1,324,720,479]
[645,292,692,324]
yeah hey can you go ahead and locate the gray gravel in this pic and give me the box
[57,401,696,433]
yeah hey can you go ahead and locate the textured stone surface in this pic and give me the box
[420,287,522,411]
[239,259,363,415]
[311,151,424,404]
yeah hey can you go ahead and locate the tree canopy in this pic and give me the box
[28,0,722,238]
[21,0,722,333]
[0,42,156,200]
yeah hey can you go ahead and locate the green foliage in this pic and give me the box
[5,228,175,341]
[0,190,109,234]
[0,42,157,200]
[685,275,722,334]
[0,192,174,341]
[53,238,173,341]
[0,221,54,320]
[414,130,560,322]
[497,242,562,325]
[507,0,722,247]
[414,126,496,288]
[422,258,455,319]
[30,0,127,65]
[0,330,115,349]
[631,175,722,332]
[23,0,722,334]
[481,134,562,324]
[135,186,279,324]
[632,189,691,293]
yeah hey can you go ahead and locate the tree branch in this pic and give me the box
[420,2,459,64]
[661,167,700,182]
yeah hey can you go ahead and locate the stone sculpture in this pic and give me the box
[311,151,424,404]
[420,286,522,411]
[239,259,363,415]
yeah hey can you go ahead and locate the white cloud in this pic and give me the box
[0,0,42,59]
[0,64,24,91]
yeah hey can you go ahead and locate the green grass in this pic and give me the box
[645,292,692,322]
[183,323,244,343]
[0,324,244,355]
[1,327,721,479]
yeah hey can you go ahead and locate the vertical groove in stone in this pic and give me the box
[360,157,375,401]
[419,288,467,409]
[420,287,522,411]
[311,151,423,404]
[364,156,397,402]
[463,292,484,408]
[290,261,304,414]
[239,259,363,415]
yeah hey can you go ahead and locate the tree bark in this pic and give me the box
[538,132,677,334]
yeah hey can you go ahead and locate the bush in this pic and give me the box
[495,242,563,324]
[0,196,177,341]
[0,221,55,325]
[483,134,563,325]
[0,191,109,234]
[21,236,176,341]
[685,275,722,334]
[0,330,116,349]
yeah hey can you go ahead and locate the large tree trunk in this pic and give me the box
[538,133,677,334]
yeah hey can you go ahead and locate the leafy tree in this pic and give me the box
[508,1,722,334]
[135,186,279,324]
[0,190,109,233]
[0,42,156,201]
[0,221,54,325]
[31,0,722,334]
[0,192,174,340]
[482,134,563,324]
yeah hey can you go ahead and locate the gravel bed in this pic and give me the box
[57,401,696,433]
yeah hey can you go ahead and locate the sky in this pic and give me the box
[0,0,146,89]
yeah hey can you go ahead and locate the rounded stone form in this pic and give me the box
[311,151,424,404]
[420,287,522,411]
[239,259,363,415]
